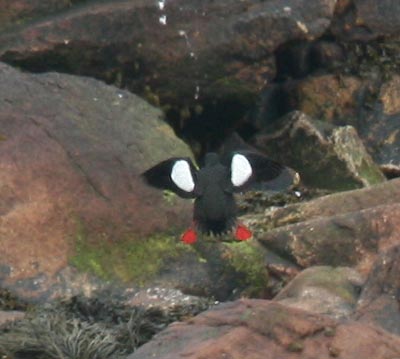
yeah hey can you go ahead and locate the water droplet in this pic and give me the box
[158,0,165,11]
[194,85,200,100]
[283,6,292,13]
[159,15,167,25]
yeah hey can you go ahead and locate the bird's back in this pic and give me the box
[193,163,236,234]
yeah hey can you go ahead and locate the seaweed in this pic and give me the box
[0,293,210,359]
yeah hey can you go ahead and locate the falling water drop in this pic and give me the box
[194,85,200,100]
[158,0,165,11]
[159,15,167,25]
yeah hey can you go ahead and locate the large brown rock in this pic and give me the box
[0,0,337,144]
[127,299,400,359]
[0,0,72,31]
[0,62,194,301]
[248,178,400,274]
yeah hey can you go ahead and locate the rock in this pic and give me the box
[127,299,400,359]
[355,246,400,335]
[331,0,400,40]
[0,0,73,31]
[370,75,400,167]
[0,0,337,147]
[0,62,196,301]
[279,74,400,170]
[264,177,400,226]
[275,266,363,319]
[248,178,400,274]
[0,63,276,303]
[253,111,385,190]
[286,75,363,124]
[0,310,25,327]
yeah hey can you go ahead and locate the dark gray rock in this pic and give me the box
[334,0,400,39]
[0,0,337,147]
[253,111,385,190]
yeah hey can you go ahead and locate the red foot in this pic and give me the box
[235,224,252,241]
[181,228,197,244]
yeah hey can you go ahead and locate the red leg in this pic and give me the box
[181,225,197,244]
[235,223,252,241]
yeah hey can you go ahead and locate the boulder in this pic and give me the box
[0,0,338,147]
[355,246,400,335]
[262,177,400,226]
[247,178,400,274]
[0,62,195,301]
[276,74,400,172]
[127,299,400,359]
[253,111,385,190]
[0,0,73,31]
[331,0,400,40]
[275,266,363,319]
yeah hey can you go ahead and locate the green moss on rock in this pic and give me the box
[223,241,269,297]
[70,225,190,285]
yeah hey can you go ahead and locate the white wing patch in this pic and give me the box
[231,153,253,187]
[171,160,195,192]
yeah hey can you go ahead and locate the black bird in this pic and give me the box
[141,151,296,244]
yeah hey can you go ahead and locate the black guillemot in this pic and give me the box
[142,151,295,244]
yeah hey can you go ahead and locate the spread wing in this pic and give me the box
[227,151,298,192]
[141,157,198,198]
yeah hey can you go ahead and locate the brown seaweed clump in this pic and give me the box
[0,294,210,359]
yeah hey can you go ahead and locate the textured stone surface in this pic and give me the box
[0,62,193,301]
[355,246,400,335]
[242,179,400,277]
[274,74,400,170]
[257,202,400,274]
[127,299,400,359]
[263,177,400,226]
[253,111,385,190]
[0,311,25,328]
[0,0,337,150]
[275,266,363,319]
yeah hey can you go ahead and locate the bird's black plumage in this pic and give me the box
[141,151,296,242]
[192,152,237,234]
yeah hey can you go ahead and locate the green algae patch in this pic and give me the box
[70,227,190,285]
[223,241,269,297]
